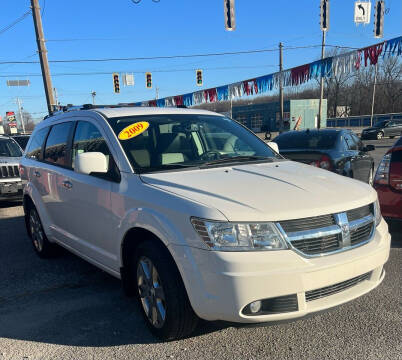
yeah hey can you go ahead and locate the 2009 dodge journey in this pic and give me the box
[20,106,391,340]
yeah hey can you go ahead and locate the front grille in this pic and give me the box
[305,272,372,302]
[347,205,372,222]
[291,233,342,255]
[351,222,373,245]
[277,203,375,257]
[279,214,336,233]
[0,165,19,179]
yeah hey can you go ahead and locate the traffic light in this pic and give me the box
[320,0,330,32]
[113,73,120,93]
[146,72,152,89]
[224,0,236,31]
[196,70,203,86]
[374,1,384,38]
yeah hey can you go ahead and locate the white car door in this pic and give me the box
[59,120,120,271]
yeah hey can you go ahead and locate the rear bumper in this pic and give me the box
[374,184,402,220]
[171,218,391,323]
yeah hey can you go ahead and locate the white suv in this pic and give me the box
[20,106,391,340]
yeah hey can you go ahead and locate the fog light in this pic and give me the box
[249,300,262,314]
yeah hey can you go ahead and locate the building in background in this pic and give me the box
[232,99,327,132]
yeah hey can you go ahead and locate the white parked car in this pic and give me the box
[20,106,391,340]
[0,135,23,201]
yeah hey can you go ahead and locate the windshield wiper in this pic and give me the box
[200,155,274,168]
[137,163,200,173]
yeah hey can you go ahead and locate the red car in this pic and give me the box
[373,137,402,221]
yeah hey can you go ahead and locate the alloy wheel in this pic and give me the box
[377,132,383,140]
[137,256,167,329]
[30,210,44,252]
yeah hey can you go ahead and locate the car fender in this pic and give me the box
[117,206,201,266]
[23,181,54,241]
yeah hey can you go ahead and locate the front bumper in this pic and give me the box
[0,180,23,201]
[361,131,378,139]
[171,218,390,323]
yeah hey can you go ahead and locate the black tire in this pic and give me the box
[389,136,395,139]
[376,131,384,140]
[27,207,58,258]
[132,241,198,341]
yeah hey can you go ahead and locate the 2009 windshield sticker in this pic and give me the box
[118,121,150,140]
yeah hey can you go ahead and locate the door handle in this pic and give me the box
[34,171,41,178]
[62,180,73,190]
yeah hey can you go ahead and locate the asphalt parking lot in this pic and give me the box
[0,137,401,360]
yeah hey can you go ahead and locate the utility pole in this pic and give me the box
[155,87,159,100]
[279,42,284,133]
[31,0,55,115]
[53,88,58,108]
[16,98,26,134]
[91,91,96,105]
[318,30,326,129]
[370,63,378,127]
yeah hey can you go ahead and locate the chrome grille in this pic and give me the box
[291,233,342,255]
[276,203,376,257]
[306,272,372,302]
[0,165,19,179]
[351,222,373,245]
[279,214,335,233]
[347,205,372,222]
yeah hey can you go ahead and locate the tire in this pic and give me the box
[28,207,58,258]
[376,131,384,140]
[132,241,198,341]
[389,136,395,139]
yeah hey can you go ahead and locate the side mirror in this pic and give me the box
[364,144,375,152]
[75,152,108,175]
[267,141,279,153]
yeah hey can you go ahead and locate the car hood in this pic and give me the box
[0,157,21,165]
[140,160,377,222]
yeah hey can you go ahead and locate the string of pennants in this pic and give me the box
[135,36,402,108]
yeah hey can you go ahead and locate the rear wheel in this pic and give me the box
[133,241,198,340]
[376,131,384,140]
[28,207,58,258]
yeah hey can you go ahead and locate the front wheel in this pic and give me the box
[376,131,384,140]
[133,241,198,340]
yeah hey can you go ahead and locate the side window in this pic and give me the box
[72,121,118,180]
[25,127,49,160]
[344,133,357,151]
[44,122,73,167]
[351,133,363,151]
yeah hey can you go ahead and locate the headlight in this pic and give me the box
[374,199,382,226]
[191,218,288,251]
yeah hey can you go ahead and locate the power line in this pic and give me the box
[0,44,351,65]
[0,64,278,78]
[0,10,31,36]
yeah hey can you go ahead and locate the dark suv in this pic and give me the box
[361,119,402,140]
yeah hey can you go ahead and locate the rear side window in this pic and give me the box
[274,132,338,150]
[26,127,49,160]
[344,133,357,151]
[44,122,73,167]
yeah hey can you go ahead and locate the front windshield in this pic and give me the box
[107,114,280,173]
[0,139,22,157]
